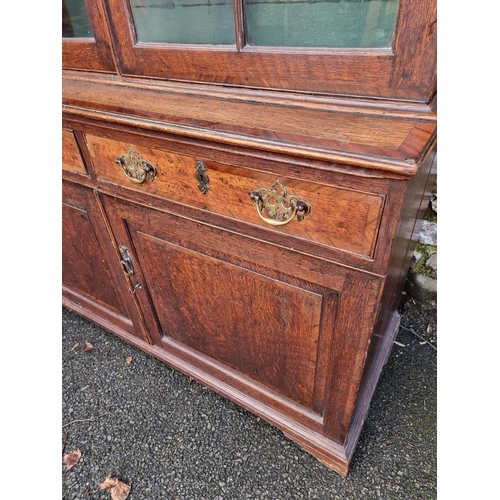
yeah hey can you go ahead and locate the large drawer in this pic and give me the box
[85,133,385,259]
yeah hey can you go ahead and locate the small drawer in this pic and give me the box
[62,129,87,175]
[85,134,384,258]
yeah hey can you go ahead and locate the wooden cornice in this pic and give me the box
[63,71,437,178]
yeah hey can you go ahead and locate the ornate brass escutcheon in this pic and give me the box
[194,160,210,194]
[250,180,311,226]
[115,147,157,185]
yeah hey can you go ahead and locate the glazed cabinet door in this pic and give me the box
[103,0,435,100]
[62,0,115,71]
[99,193,383,462]
[62,180,148,343]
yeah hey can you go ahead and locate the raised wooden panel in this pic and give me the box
[62,129,87,175]
[135,231,324,408]
[85,134,385,258]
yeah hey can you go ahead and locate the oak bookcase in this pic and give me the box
[62,0,436,475]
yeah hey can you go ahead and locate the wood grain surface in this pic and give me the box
[63,75,436,174]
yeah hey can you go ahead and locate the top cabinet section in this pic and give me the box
[62,0,436,102]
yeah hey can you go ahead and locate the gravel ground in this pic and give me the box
[62,295,436,500]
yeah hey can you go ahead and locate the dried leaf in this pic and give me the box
[99,476,117,490]
[83,342,94,352]
[99,476,131,500]
[126,357,133,364]
[111,480,131,500]
[426,324,431,333]
[394,341,406,347]
[64,449,81,470]
[70,343,80,352]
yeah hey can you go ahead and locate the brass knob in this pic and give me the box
[116,147,157,185]
[250,181,311,227]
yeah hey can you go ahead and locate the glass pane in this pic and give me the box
[129,0,236,45]
[245,0,399,48]
[62,0,94,38]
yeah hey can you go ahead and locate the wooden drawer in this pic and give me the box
[62,129,87,175]
[85,134,385,259]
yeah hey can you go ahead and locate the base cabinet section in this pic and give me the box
[62,82,435,475]
[62,192,387,474]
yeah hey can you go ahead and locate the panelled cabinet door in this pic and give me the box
[99,193,383,452]
[62,180,147,342]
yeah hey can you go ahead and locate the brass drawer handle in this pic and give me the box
[250,181,311,227]
[116,147,157,185]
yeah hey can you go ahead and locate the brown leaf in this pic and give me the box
[99,476,117,490]
[70,343,80,352]
[126,356,133,364]
[83,342,94,352]
[64,449,81,470]
[99,476,131,500]
[426,324,431,333]
[111,480,131,500]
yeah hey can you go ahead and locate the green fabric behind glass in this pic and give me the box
[130,0,236,45]
[245,0,399,48]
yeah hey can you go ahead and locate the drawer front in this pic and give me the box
[62,129,87,175]
[85,134,384,258]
